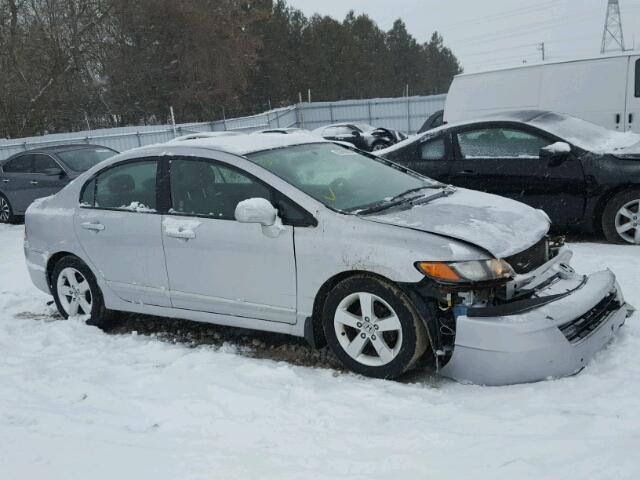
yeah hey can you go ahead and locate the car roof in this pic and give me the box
[6,143,115,156]
[166,132,245,143]
[423,109,552,135]
[155,131,330,156]
[0,144,116,164]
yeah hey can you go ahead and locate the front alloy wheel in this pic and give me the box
[323,275,427,379]
[334,292,403,367]
[614,199,640,244]
[603,189,640,244]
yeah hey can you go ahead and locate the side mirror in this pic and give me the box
[540,142,571,166]
[351,130,361,137]
[43,167,64,177]
[235,198,277,226]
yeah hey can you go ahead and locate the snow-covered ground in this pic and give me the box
[1,223,639,479]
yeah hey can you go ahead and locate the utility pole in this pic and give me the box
[538,42,546,61]
[601,0,625,53]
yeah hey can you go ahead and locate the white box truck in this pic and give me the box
[444,52,640,132]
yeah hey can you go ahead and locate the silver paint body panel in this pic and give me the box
[23,133,630,384]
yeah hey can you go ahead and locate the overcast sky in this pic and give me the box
[287,0,640,72]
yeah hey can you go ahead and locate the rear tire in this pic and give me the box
[51,256,114,329]
[371,141,390,152]
[0,193,15,224]
[322,275,427,379]
[602,189,640,244]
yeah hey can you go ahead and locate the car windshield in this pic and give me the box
[246,143,438,212]
[530,112,640,152]
[56,147,117,172]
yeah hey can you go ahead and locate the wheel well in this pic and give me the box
[46,252,78,288]
[307,270,405,349]
[593,185,640,232]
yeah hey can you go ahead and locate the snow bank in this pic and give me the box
[1,223,639,479]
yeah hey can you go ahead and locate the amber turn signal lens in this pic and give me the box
[416,262,461,282]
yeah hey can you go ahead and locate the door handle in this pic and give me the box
[457,169,475,175]
[1,179,9,183]
[81,221,105,232]
[30,180,39,185]
[166,228,196,239]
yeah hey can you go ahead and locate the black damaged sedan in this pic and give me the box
[313,123,407,152]
[380,110,640,244]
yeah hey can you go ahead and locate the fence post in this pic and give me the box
[407,96,411,133]
[329,103,334,123]
[136,132,142,147]
[368,101,373,124]
[296,103,305,129]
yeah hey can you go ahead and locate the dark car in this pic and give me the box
[418,109,445,133]
[313,123,407,151]
[381,110,640,244]
[0,144,118,223]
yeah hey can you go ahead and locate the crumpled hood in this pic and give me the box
[361,188,550,258]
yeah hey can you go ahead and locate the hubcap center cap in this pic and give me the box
[361,322,375,335]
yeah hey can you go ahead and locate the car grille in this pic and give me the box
[559,293,620,343]
[504,238,549,274]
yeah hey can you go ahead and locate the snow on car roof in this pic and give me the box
[162,131,329,156]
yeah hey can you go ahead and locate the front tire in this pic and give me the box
[51,256,114,329]
[0,193,15,224]
[602,189,640,244]
[322,275,427,379]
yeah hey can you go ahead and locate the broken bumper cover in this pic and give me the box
[439,269,634,386]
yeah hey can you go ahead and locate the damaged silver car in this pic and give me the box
[24,132,634,385]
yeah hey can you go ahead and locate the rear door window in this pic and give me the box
[3,155,33,173]
[93,160,158,211]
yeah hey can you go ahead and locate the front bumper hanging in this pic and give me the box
[439,251,634,386]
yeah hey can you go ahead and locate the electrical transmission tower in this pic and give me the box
[601,0,625,53]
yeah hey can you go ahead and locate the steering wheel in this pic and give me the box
[330,178,348,191]
[325,177,349,202]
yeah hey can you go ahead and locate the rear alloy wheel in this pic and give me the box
[0,194,14,223]
[52,256,114,329]
[603,190,640,244]
[323,275,427,379]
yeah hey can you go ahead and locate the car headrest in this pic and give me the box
[107,174,135,194]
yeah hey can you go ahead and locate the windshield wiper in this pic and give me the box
[355,185,455,215]
[386,185,443,203]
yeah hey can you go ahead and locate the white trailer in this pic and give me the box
[445,52,640,133]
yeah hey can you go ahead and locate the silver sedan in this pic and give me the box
[23,132,634,385]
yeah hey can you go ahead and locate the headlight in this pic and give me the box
[416,259,514,283]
